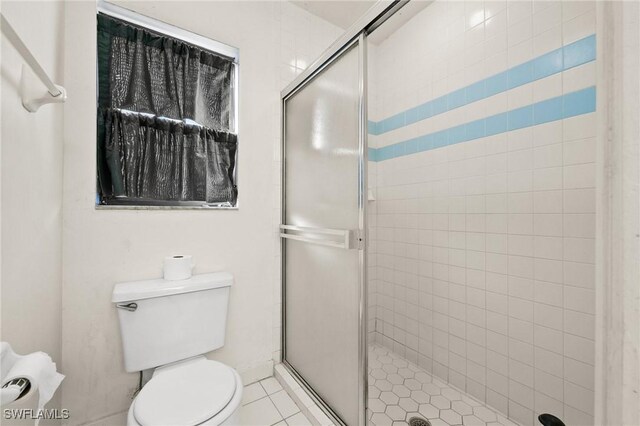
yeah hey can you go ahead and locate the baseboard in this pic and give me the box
[238,359,274,385]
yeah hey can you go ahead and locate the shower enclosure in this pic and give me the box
[282,1,599,425]
[280,34,367,426]
[280,4,403,424]
[278,2,429,424]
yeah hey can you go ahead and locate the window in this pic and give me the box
[96,4,239,208]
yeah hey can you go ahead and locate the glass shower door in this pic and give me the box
[281,38,366,426]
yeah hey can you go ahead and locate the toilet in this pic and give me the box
[112,272,242,426]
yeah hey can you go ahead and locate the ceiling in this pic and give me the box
[291,1,377,29]
[290,1,432,44]
[367,1,432,44]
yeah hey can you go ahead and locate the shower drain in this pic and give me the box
[408,417,431,426]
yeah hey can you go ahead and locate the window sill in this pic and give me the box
[95,204,238,211]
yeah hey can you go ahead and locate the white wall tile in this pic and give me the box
[563,163,596,189]
[564,356,594,392]
[564,405,594,426]
[563,237,595,263]
[562,8,595,44]
[533,214,563,236]
[533,236,563,260]
[564,333,595,365]
[564,188,596,213]
[535,325,563,354]
[534,281,563,308]
[535,346,564,377]
[563,287,595,314]
[563,261,595,288]
[535,392,564,421]
[535,369,564,402]
[509,379,535,408]
[563,62,596,94]
[533,144,563,169]
[534,303,563,331]
[533,190,563,214]
[564,310,595,340]
[563,381,594,415]
[369,1,596,423]
[563,214,596,238]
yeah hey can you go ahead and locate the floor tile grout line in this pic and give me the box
[268,391,301,422]
[242,392,271,407]
[242,382,312,425]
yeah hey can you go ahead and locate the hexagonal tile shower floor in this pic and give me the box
[367,345,520,426]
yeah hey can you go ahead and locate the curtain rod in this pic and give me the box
[0,12,67,112]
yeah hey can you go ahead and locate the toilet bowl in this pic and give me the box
[126,357,242,426]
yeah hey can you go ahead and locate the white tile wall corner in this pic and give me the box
[368,1,597,425]
[61,1,341,424]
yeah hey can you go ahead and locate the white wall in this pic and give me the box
[61,2,340,424]
[368,1,597,425]
[0,0,64,410]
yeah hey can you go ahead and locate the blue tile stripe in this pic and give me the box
[369,86,596,162]
[368,34,596,136]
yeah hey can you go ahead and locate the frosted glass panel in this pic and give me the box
[283,43,362,426]
[285,50,360,229]
[285,240,360,423]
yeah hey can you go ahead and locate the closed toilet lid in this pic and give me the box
[134,359,236,426]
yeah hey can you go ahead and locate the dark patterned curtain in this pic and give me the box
[97,14,237,205]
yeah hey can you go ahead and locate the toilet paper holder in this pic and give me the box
[2,377,31,401]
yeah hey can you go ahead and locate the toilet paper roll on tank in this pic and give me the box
[0,342,64,424]
[163,255,195,281]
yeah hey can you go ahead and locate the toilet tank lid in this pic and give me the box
[112,272,233,303]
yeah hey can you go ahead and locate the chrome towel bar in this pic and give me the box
[280,225,361,250]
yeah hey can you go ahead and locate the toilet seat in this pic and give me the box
[131,357,241,426]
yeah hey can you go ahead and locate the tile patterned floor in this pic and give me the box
[242,345,518,426]
[240,376,313,426]
[368,345,519,426]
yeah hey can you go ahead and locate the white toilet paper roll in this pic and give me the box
[163,255,194,281]
[0,342,64,425]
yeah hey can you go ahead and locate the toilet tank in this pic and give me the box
[112,272,233,372]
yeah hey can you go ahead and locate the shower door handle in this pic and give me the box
[280,225,362,250]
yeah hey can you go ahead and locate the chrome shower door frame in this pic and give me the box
[280,34,367,426]
[280,2,409,425]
